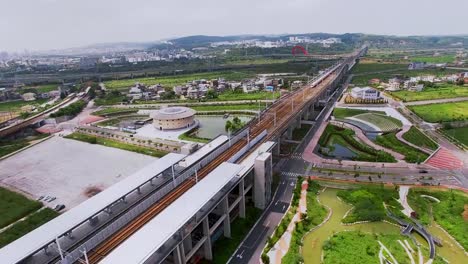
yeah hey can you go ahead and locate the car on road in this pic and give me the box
[419,169,428,173]
[54,204,65,212]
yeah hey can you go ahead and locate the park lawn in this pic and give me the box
[103,71,253,90]
[64,132,168,158]
[375,132,429,163]
[411,55,455,63]
[351,68,458,86]
[190,103,264,112]
[0,187,43,229]
[0,99,48,112]
[441,126,468,146]
[332,108,380,119]
[402,126,438,150]
[322,231,414,264]
[223,57,289,66]
[408,101,468,123]
[390,85,468,102]
[407,188,468,250]
[209,207,261,264]
[217,91,280,101]
[0,208,59,248]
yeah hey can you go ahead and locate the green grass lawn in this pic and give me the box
[0,187,42,229]
[411,55,455,63]
[407,188,468,250]
[351,63,408,74]
[322,231,415,264]
[0,134,50,158]
[402,126,438,150]
[209,207,262,264]
[441,126,468,146]
[24,84,59,94]
[190,103,264,112]
[332,108,380,119]
[0,208,58,248]
[0,99,48,112]
[391,85,468,102]
[64,132,168,157]
[353,113,402,132]
[103,71,254,90]
[375,132,429,163]
[408,101,468,123]
[92,108,139,116]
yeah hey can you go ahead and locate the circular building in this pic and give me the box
[151,107,196,130]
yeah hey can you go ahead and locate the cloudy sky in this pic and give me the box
[1,0,467,51]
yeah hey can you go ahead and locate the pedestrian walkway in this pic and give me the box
[426,148,464,170]
[266,180,308,264]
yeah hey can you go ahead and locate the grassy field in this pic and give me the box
[351,62,408,74]
[407,188,468,250]
[411,55,455,63]
[92,108,139,116]
[24,84,59,93]
[64,132,168,157]
[103,71,254,90]
[0,187,42,229]
[0,208,58,248]
[190,103,264,111]
[209,207,261,264]
[391,85,468,102]
[332,108,380,119]
[402,126,438,150]
[0,99,48,112]
[375,132,429,163]
[408,101,468,123]
[0,134,50,159]
[441,126,468,146]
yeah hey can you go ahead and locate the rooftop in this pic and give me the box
[151,106,196,120]
[100,162,244,264]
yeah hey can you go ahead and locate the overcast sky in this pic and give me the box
[1,0,467,51]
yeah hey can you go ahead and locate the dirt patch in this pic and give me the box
[463,204,468,221]
[84,186,103,197]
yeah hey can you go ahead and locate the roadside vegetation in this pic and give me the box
[375,132,429,163]
[411,55,455,63]
[217,90,280,101]
[407,188,468,250]
[318,124,396,163]
[178,127,210,143]
[0,99,48,113]
[64,132,167,157]
[92,108,139,116]
[0,208,59,248]
[0,134,50,158]
[282,180,327,264]
[23,84,59,94]
[50,100,86,118]
[402,126,438,150]
[209,207,262,264]
[337,185,400,223]
[190,103,263,112]
[390,85,468,102]
[408,101,468,123]
[292,124,312,141]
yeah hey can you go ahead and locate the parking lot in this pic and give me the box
[0,136,156,210]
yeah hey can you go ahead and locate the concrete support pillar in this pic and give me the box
[274,138,281,156]
[296,116,302,129]
[183,234,193,253]
[239,179,246,219]
[223,197,231,238]
[253,153,273,209]
[202,218,213,260]
[174,244,186,264]
[286,126,293,140]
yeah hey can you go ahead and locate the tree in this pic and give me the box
[206,89,218,99]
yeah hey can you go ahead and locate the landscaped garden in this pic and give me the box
[375,132,429,163]
[408,101,468,123]
[402,126,438,150]
[318,124,396,162]
[352,113,402,132]
[390,85,468,102]
[64,132,168,157]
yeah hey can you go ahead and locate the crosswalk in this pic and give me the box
[290,153,303,160]
[281,171,304,178]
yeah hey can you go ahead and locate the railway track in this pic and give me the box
[83,66,342,264]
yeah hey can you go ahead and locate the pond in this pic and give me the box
[191,115,252,139]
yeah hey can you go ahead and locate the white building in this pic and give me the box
[350,87,381,100]
[22,92,36,101]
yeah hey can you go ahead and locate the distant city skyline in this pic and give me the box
[1,0,467,52]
